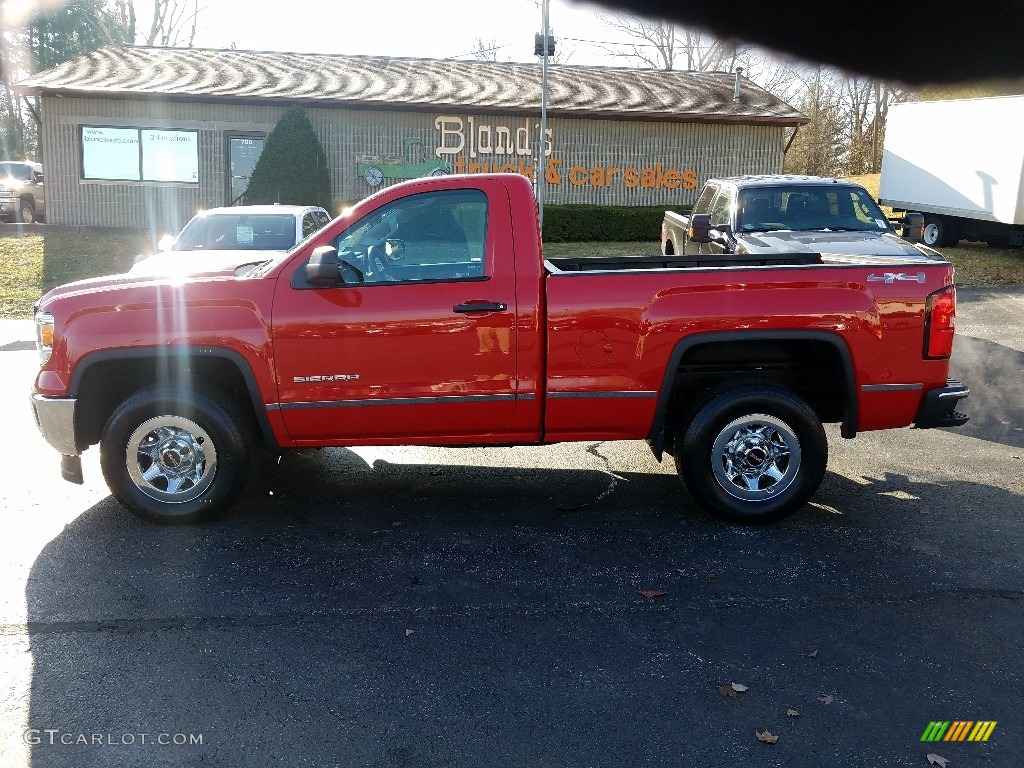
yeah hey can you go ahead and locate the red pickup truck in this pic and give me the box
[31,174,968,525]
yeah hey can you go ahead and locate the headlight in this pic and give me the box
[35,311,54,366]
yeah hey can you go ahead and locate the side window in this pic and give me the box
[334,189,487,284]
[693,182,719,215]
[708,189,734,227]
[302,212,319,238]
[316,210,330,227]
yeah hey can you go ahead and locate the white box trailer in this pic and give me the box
[878,95,1024,247]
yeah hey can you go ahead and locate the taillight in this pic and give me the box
[923,285,956,359]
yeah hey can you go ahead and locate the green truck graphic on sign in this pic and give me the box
[357,137,450,187]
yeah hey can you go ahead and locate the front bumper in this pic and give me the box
[30,394,84,484]
[914,379,970,429]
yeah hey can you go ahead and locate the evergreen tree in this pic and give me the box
[242,107,332,209]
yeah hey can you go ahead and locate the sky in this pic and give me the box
[187,0,648,67]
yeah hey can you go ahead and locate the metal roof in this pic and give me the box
[16,45,807,126]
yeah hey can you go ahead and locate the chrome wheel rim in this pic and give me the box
[710,414,801,502]
[126,415,217,503]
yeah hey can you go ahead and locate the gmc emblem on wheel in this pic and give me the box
[293,374,360,383]
[867,272,926,284]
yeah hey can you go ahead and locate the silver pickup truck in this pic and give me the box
[662,174,933,260]
[0,161,45,224]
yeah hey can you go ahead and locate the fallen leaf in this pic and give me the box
[755,730,779,744]
[405,629,415,637]
[787,709,800,717]
[639,589,667,599]
[719,685,738,698]
[926,754,949,768]
[817,694,834,704]
[731,682,749,692]
[808,649,819,658]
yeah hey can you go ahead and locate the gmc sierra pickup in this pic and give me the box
[31,173,968,525]
[662,174,930,259]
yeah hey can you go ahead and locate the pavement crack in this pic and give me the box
[5,587,1020,637]
[558,442,624,511]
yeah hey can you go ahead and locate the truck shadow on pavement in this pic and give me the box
[23,450,1024,766]
[948,335,1024,448]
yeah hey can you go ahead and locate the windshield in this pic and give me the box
[173,213,297,251]
[737,185,892,233]
[0,162,32,181]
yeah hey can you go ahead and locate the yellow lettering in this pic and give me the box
[569,165,587,186]
[499,163,517,173]
[641,167,657,188]
[605,167,619,186]
[663,169,682,189]
[545,158,563,184]
[624,168,639,188]
[469,162,481,173]
[683,169,698,191]
[455,156,466,174]
[589,167,606,187]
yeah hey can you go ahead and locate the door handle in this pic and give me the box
[454,302,507,313]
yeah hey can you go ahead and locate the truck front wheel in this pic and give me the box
[922,215,957,247]
[99,386,255,523]
[675,384,827,523]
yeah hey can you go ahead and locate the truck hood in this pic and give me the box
[737,230,936,259]
[36,270,242,310]
[128,249,280,276]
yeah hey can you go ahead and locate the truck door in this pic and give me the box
[270,181,519,442]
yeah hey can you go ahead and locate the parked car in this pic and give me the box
[662,175,932,260]
[0,160,45,224]
[130,204,331,275]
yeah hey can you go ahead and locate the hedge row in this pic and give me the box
[541,204,691,243]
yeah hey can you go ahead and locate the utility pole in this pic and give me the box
[535,0,552,228]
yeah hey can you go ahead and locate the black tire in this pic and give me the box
[922,215,957,247]
[100,386,256,523]
[674,384,827,523]
[18,199,34,224]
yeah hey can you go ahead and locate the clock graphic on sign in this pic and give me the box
[363,166,384,187]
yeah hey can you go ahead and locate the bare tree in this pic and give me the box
[468,37,500,62]
[141,0,200,47]
[598,14,743,71]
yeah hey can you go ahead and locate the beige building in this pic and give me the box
[17,45,805,229]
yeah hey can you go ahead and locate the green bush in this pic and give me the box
[242,107,332,209]
[541,204,690,242]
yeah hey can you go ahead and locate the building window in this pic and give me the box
[80,126,199,183]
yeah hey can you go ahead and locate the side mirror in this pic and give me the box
[902,212,925,243]
[688,213,712,243]
[305,245,341,286]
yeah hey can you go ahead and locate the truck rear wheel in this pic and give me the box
[675,384,827,523]
[100,386,255,523]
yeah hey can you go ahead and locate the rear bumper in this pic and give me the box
[913,379,969,429]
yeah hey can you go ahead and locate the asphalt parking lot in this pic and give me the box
[1,287,1022,767]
